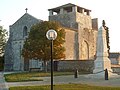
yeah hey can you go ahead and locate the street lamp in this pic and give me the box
[46,29,57,90]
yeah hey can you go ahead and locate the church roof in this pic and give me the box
[48,3,91,12]
[11,13,42,27]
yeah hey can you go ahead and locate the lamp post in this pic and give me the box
[46,29,57,90]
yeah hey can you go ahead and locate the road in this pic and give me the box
[6,74,120,88]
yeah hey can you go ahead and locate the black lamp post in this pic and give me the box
[46,29,57,90]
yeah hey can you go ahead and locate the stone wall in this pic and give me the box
[49,12,76,29]
[80,28,97,59]
[76,13,92,29]
[57,60,94,72]
[4,13,40,71]
[10,13,40,41]
[10,13,40,71]
[110,58,119,65]
[92,18,98,30]
[63,25,97,60]
[64,28,78,60]
[56,60,120,74]
[4,37,14,71]
[112,67,120,74]
[49,7,97,60]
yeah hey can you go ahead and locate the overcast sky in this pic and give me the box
[0,0,120,52]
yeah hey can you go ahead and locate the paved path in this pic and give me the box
[0,72,8,90]
[6,74,120,88]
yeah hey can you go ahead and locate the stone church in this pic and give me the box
[4,3,99,71]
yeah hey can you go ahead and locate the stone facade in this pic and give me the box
[4,13,41,71]
[49,3,98,60]
[4,3,98,71]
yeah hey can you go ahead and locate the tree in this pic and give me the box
[22,21,66,71]
[102,20,110,53]
[0,26,7,56]
[0,26,7,70]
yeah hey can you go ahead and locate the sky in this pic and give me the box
[0,0,120,52]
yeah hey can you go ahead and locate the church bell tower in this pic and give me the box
[48,3,92,29]
[48,3,98,60]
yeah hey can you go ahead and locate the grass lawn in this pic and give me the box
[9,84,120,90]
[4,72,74,82]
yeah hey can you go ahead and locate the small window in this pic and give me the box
[64,7,72,13]
[23,26,28,37]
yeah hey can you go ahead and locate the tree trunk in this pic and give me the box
[24,59,29,71]
[44,60,48,72]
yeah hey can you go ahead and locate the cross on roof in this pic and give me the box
[25,8,28,13]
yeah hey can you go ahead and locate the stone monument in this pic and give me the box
[93,24,117,78]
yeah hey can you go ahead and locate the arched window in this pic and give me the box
[23,26,28,37]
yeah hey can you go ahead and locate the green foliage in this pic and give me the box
[106,27,110,53]
[0,26,7,70]
[0,26,7,56]
[9,84,120,90]
[102,20,110,53]
[22,21,66,61]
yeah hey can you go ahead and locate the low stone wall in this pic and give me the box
[112,66,120,75]
[47,60,120,74]
[57,60,94,73]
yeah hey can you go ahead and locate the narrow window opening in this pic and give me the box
[23,26,28,37]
